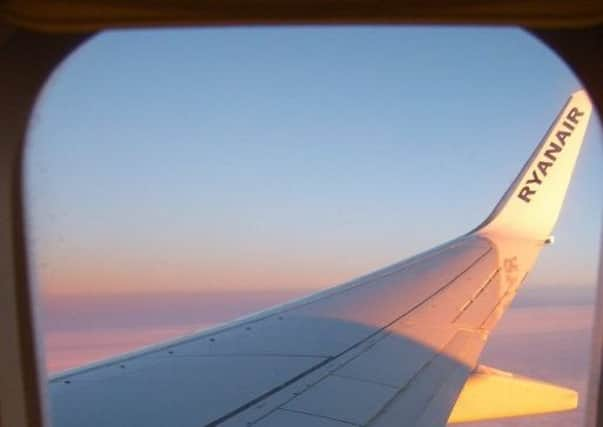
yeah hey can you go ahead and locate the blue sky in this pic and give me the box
[25,26,602,296]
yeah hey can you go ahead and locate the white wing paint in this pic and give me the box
[47,90,593,427]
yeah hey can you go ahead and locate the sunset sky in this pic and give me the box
[25,27,601,301]
[25,26,601,427]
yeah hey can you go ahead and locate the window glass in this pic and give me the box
[25,27,602,426]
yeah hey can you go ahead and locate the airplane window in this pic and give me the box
[24,27,602,426]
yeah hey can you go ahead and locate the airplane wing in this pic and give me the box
[47,90,592,427]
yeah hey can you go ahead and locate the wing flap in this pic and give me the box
[448,365,578,423]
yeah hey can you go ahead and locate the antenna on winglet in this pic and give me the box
[475,90,592,241]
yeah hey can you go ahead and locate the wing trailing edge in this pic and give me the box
[448,364,578,423]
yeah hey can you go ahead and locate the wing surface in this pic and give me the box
[47,90,593,427]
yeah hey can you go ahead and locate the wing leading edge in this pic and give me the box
[47,90,593,427]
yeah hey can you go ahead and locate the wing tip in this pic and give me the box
[474,89,592,241]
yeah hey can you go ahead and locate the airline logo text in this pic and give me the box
[517,106,584,203]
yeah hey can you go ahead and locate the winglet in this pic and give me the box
[448,365,578,423]
[476,90,592,241]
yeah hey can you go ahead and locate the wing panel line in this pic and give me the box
[205,244,492,426]
[277,408,359,426]
[452,268,501,323]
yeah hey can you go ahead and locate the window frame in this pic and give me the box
[0,23,600,427]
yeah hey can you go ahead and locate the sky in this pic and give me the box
[23,26,602,426]
[24,27,602,303]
